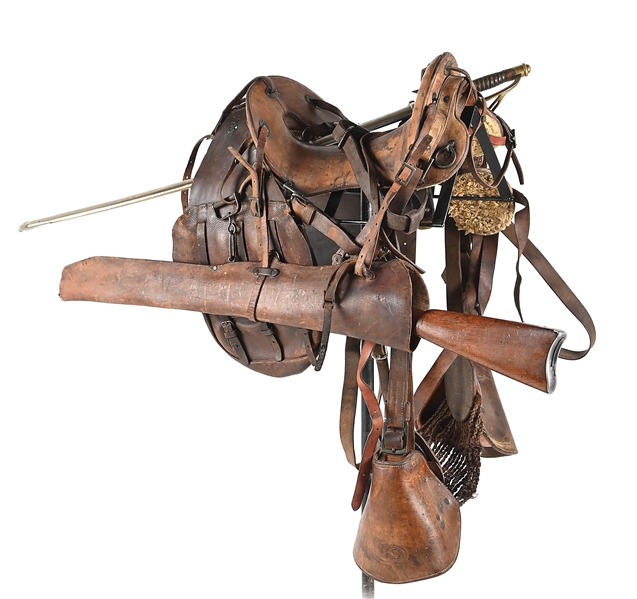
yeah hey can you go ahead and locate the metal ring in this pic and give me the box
[433,140,457,169]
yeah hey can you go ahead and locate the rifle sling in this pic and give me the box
[501,220,595,360]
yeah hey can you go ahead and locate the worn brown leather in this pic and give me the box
[244,63,471,197]
[476,364,518,457]
[353,450,461,583]
[60,256,429,352]
[54,52,597,587]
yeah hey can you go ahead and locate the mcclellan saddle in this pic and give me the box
[47,51,597,587]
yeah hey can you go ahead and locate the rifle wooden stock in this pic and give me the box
[414,311,566,394]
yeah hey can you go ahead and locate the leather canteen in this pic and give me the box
[59,257,429,353]
[353,450,461,583]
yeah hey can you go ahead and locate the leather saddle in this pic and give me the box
[55,51,596,587]
[244,51,473,197]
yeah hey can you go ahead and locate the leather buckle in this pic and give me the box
[394,162,417,186]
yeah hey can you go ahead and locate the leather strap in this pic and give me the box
[385,196,429,234]
[414,349,458,420]
[313,259,357,371]
[220,318,250,366]
[253,125,270,267]
[259,322,283,362]
[332,120,379,216]
[182,134,213,211]
[501,221,596,360]
[196,205,209,265]
[381,349,414,456]
[477,234,498,313]
[444,217,464,313]
[463,234,483,314]
[372,344,390,404]
[339,341,390,472]
[351,340,383,511]
[354,101,446,277]
[290,196,360,255]
[340,337,362,468]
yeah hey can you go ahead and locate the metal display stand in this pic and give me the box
[360,354,375,598]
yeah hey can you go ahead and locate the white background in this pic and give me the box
[0,1,634,598]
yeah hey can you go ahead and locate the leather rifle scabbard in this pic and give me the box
[60,256,429,352]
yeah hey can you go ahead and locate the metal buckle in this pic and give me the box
[212,194,240,220]
[253,267,279,277]
[433,140,457,169]
[250,197,262,217]
[394,162,417,186]
[380,421,409,455]
[371,345,387,361]
[281,180,308,204]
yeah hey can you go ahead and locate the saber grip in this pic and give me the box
[474,64,531,92]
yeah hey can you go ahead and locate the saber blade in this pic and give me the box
[19,179,193,232]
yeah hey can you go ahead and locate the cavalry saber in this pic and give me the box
[19,63,530,232]
[18,180,193,232]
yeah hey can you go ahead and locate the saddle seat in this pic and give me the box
[245,52,474,198]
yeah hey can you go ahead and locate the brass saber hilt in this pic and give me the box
[474,63,531,93]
